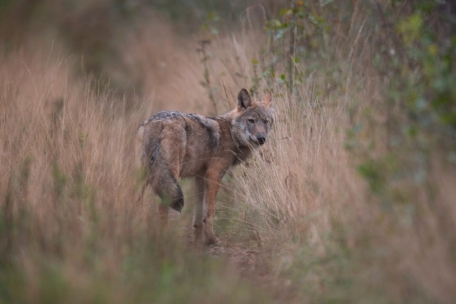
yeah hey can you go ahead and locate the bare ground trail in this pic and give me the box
[207,237,294,303]
[180,221,293,303]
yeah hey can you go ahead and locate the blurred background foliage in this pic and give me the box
[0,0,265,91]
[1,0,456,303]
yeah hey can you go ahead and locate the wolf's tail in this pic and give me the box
[140,128,184,213]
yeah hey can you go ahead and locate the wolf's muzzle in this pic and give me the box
[257,135,266,145]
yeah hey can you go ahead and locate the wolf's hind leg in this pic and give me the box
[158,204,169,227]
[193,176,205,245]
[136,181,147,203]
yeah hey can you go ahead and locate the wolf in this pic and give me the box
[136,89,273,245]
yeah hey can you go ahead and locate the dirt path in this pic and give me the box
[206,239,262,275]
[204,235,292,303]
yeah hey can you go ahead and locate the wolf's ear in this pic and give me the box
[261,92,272,109]
[237,89,252,110]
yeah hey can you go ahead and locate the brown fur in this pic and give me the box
[136,89,273,245]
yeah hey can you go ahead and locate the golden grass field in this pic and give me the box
[1,1,456,303]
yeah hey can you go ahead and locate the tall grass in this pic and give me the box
[220,2,456,303]
[1,1,456,303]
[0,40,273,304]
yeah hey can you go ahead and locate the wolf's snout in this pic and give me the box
[257,135,266,145]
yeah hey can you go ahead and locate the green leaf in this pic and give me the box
[397,13,422,45]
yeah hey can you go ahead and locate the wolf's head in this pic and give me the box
[229,89,274,148]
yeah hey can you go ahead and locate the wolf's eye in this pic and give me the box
[263,120,269,125]
[248,119,255,124]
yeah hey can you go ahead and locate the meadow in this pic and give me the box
[1,1,455,303]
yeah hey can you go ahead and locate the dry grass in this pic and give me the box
[0,37,272,304]
[1,7,456,304]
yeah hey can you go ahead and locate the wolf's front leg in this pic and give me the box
[203,166,222,246]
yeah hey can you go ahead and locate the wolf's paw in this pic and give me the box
[204,232,218,246]
[204,237,218,247]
